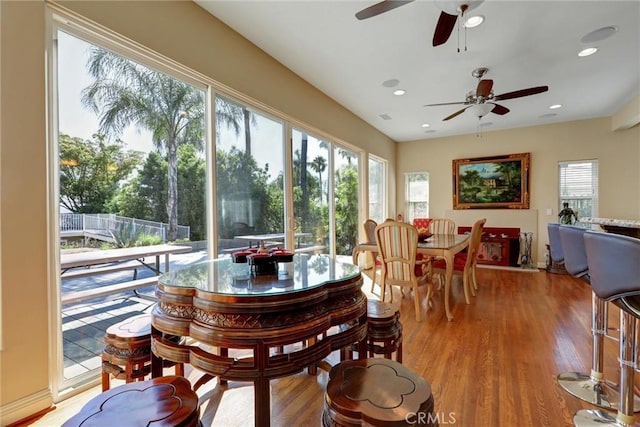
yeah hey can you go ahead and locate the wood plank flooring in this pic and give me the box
[27,267,638,426]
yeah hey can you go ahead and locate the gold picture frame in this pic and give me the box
[452,152,530,209]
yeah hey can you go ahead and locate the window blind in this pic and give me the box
[558,160,598,218]
[405,172,429,222]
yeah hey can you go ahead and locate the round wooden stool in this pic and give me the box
[341,300,403,362]
[63,376,200,427]
[102,313,184,391]
[323,359,436,427]
[366,299,403,362]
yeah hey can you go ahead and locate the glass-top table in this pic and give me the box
[157,252,360,297]
[150,254,367,427]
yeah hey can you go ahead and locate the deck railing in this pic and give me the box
[60,213,190,242]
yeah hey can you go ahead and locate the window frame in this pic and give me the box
[404,171,430,224]
[46,3,377,400]
[558,159,599,225]
[368,155,387,224]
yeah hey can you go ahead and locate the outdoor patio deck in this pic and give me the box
[60,248,208,381]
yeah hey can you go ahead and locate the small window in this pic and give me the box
[368,156,386,223]
[558,160,598,225]
[405,172,429,223]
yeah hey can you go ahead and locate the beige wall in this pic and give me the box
[1,0,638,423]
[1,0,52,422]
[0,1,395,423]
[397,118,640,266]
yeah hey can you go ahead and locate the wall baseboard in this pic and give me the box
[1,388,53,426]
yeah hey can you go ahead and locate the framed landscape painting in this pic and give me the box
[452,152,530,209]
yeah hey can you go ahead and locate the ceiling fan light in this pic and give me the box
[435,1,484,16]
[464,15,484,28]
[578,47,598,57]
[468,103,493,118]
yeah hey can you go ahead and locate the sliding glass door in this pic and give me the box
[54,26,208,393]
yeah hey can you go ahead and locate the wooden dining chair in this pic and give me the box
[375,221,433,321]
[429,218,456,235]
[433,218,486,304]
[353,219,383,293]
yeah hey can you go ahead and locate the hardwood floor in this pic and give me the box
[27,267,637,426]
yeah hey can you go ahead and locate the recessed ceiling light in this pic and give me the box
[578,47,598,57]
[382,79,399,88]
[421,123,430,128]
[464,15,484,28]
[581,26,618,43]
[549,104,562,110]
[393,89,406,96]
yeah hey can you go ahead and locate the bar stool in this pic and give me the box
[574,231,640,426]
[323,358,436,426]
[63,376,200,427]
[547,223,566,273]
[556,225,637,410]
[102,313,184,391]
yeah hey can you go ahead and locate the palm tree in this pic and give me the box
[310,155,327,200]
[338,148,356,165]
[82,48,243,240]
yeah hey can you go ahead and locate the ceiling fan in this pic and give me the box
[355,0,485,48]
[425,67,550,121]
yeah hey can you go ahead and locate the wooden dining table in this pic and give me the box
[353,233,470,321]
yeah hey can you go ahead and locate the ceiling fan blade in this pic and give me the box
[476,79,493,97]
[494,86,549,101]
[432,11,458,46]
[489,103,510,115]
[425,101,467,107]
[355,0,414,20]
[443,106,470,121]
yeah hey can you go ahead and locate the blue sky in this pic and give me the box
[57,30,348,182]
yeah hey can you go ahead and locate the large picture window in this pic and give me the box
[215,95,285,253]
[49,9,373,399]
[55,28,209,393]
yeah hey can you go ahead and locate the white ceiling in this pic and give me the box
[195,0,640,142]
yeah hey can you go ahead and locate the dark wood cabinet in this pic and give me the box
[458,226,520,267]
